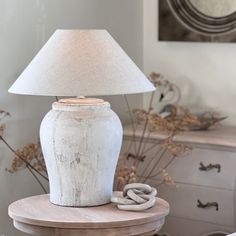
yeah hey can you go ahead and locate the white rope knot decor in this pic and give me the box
[111,183,157,211]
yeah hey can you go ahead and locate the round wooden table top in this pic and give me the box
[8,193,169,236]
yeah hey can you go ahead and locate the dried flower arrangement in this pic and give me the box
[114,72,225,190]
[0,110,48,193]
[114,73,189,190]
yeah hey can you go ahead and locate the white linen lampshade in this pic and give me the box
[9,30,154,96]
[9,30,155,207]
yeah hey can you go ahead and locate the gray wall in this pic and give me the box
[0,1,143,235]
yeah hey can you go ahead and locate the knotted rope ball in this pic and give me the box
[111,183,157,211]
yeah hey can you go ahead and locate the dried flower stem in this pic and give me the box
[139,129,152,157]
[135,91,155,167]
[0,136,48,181]
[27,165,47,193]
[138,134,175,181]
[138,145,163,180]
[141,140,162,155]
[149,155,176,178]
[124,95,137,154]
[142,148,167,183]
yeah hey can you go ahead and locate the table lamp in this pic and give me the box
[9,30,155,207]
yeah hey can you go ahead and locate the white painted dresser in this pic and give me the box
[122,126,236,236]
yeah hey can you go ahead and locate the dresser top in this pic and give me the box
[8,193,169,229]
[123,125,236,151]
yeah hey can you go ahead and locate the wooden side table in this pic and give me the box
[8,193,169,236]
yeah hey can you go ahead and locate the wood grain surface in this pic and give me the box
[8,193,169,229]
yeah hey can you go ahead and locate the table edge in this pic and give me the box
[8,195,169,229]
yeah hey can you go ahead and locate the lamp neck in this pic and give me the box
[52,97,110,112]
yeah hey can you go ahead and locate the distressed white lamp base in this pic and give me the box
[40,98,123,206]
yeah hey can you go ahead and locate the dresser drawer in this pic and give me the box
[122,139,236,190]
[157,184,235,227]
[166,148,236,190]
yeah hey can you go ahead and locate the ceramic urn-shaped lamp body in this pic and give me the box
[40,98,122,206]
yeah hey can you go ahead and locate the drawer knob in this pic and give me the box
[197,199,219,211]
[199,162,221,172]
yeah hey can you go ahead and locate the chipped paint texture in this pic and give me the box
[40,98,123,206]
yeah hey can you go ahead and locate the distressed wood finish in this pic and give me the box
[8,194,169,236]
